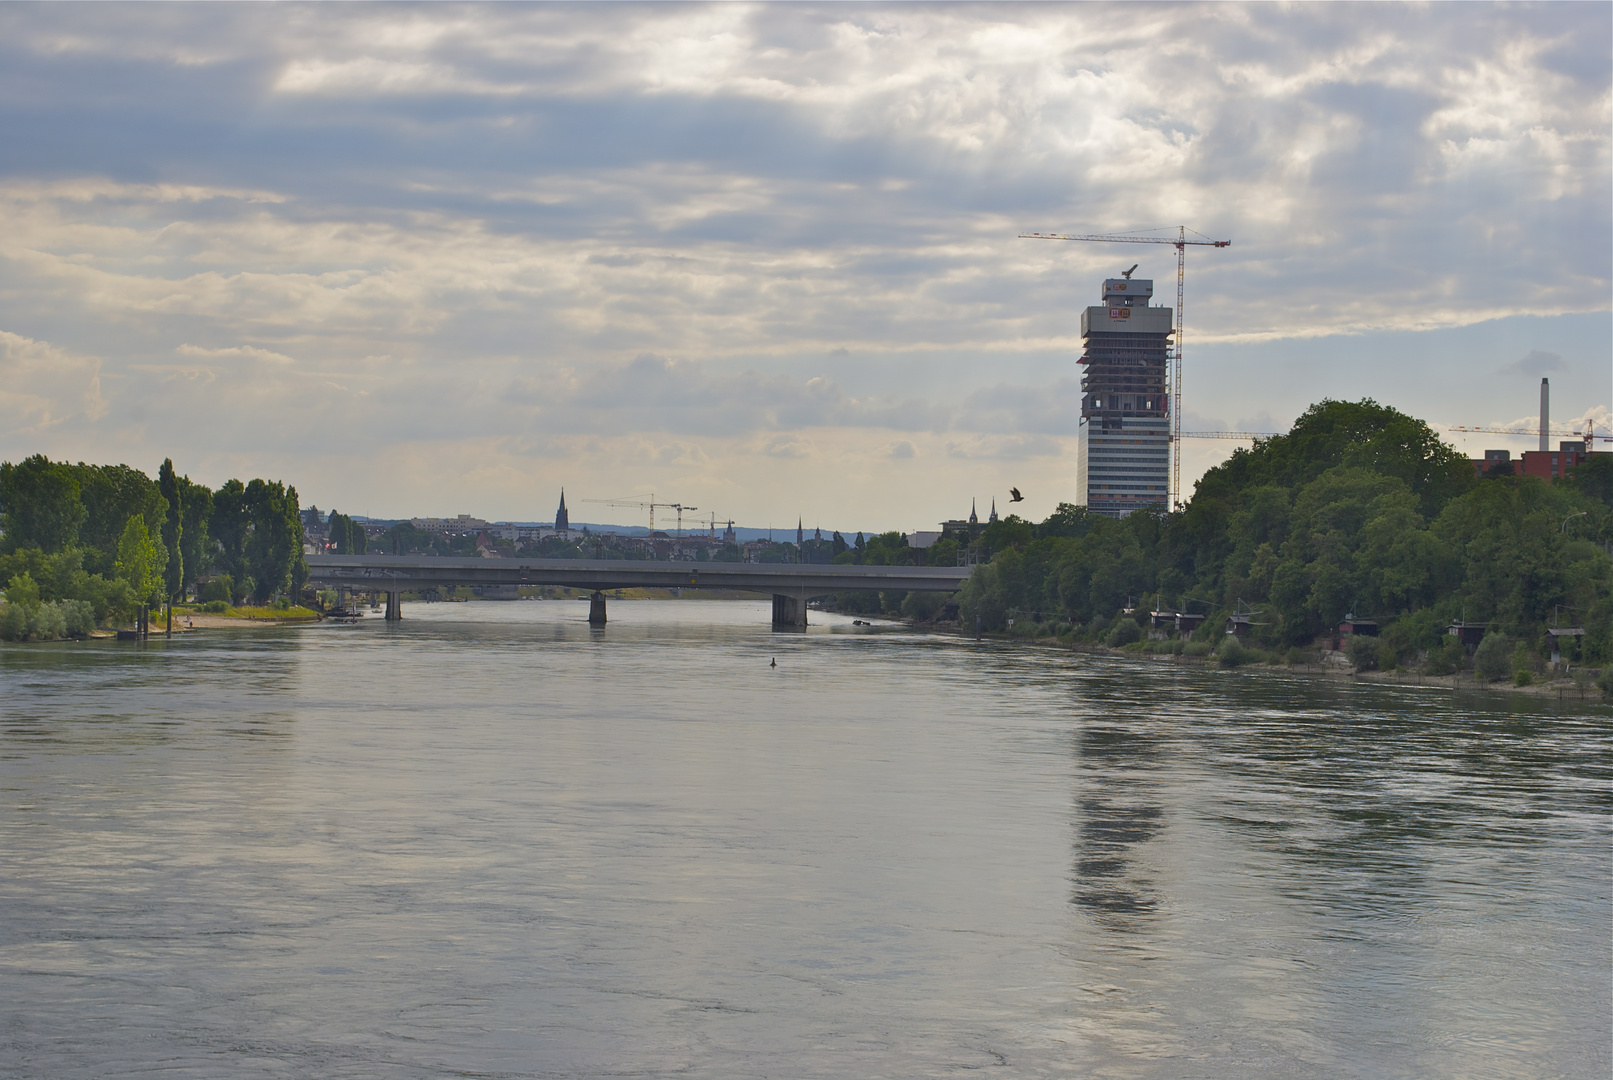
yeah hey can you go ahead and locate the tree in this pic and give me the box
[114,514,162,605]
[210,479,250,588]
[242,479,304,602]
[158,458,183,601]
[74,463,166,577]
[0,454,85,553]
[177,475,214,594]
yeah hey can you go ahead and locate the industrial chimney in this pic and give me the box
[1540,378,1549,452]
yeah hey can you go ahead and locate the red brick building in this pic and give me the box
[1472,441,1600,481]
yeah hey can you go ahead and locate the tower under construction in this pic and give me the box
[1077,273,1172,516]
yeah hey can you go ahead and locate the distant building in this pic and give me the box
[1471,441,1599,481]
[1078,271,1172,517]
[988,498,998,523]
[555,489,569,533]
[906,530,942,549]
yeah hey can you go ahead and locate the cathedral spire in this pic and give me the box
[969,498,978,526]
[989,498,998,523]
[555,488,569,532]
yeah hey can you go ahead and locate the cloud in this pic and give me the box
[887,440,915,459]
[1496,349,1568,377]
[0,330,104,433]
[0,4,1605,527]
[944,434,1064,461]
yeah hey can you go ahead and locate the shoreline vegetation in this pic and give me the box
[4,398,1612,700]
[926,623,1606,701]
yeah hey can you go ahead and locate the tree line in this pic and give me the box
[950,399,1613,670]
[0,454,307,637]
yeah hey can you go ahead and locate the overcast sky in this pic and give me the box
[1,2,1608,532]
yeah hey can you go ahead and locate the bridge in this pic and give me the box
[305,554,972,626]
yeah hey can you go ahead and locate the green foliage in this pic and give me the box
[1106,618,1142,647]
[1513,668,1533,687]
[200,600,229,613]
[114,514,163,605]
[74,463,166,578]
[900,590,947,620]
[177,475,214,592]
[1422,638,1465,676]
[1345,634,1379,671]
[212,479,304,602]
[946,398,1612,664]
[1564,454,1613,508]
[1598,667,1613,694]
[0,589,96,641]
[328,510,368,555]
[1183,641,1212,658]
[158,458,183,600]
[200,576,232,603]
[1473,632,1511,682]
[1216,638,1255,667]
[0,455,86,553]
[6,571,42,608]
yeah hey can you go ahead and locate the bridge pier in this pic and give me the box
[588,591,607,625]
[771,593,807,628]
[385,590,402,621]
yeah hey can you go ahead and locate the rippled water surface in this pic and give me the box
[2,599,1609,1079]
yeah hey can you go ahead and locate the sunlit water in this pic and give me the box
[1,599,1608,1079]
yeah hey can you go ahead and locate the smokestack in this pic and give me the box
[1540,378,1549,452]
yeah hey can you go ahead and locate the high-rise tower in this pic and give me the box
[1077,273,1172,516]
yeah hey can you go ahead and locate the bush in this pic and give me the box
[1376,642,1401,670]
[62,600,96,638]
[1106,619,1142,647]
[1474,632,1510,682]
[1183,641,1212,658]
[1346,635,1379,671]
[1422,639,1462,676]
[200,576,232,604]
[900,591,946,621]
[1599,668,1613,694]
[1514,668,1533,687]
[200,600,229,613]
[1217,638,1253,667]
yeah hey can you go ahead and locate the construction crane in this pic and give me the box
[1020,226,1232,506]
[1443,423,1609,442]
[579,493,698,537]
[1179,423,1610,443]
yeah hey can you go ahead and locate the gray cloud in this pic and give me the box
[0,4,1605,525]
[1497,350,1568,377]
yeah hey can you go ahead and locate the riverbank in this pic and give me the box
[926,622,1608,702]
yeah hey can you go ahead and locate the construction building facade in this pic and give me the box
[1077,274,1172,516]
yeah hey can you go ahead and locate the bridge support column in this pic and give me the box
[588,591,607,625]
[385,590,402,621]
[771,593,807,628]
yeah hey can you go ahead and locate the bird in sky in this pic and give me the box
[1009,487,1024,503]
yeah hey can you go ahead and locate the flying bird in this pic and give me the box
[1009,487,1024,503]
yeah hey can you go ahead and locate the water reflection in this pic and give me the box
[0,605,1607,1080]
[1071,724,1165,929]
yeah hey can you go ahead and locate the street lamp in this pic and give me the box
[1562,511,1588,533]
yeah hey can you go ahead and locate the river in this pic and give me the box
[1,599,1608,1078]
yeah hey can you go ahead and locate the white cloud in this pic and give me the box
[0,330,104,433]
[0,3,1605,527]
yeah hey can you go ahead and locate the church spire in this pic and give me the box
[555,488,569,532]
[989,498,998,523]
[969,498,978,526]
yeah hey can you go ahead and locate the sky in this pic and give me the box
[0,2,1608,534]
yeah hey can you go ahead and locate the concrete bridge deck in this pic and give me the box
[305,554,970,626]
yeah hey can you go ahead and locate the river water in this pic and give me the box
[1,599,1608,1079]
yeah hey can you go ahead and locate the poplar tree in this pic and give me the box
[158,458,183,601]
